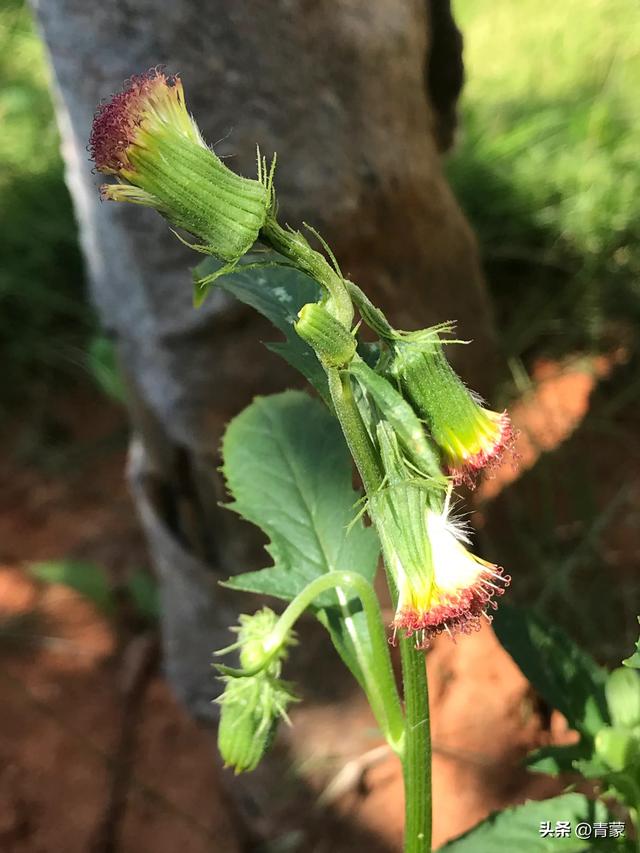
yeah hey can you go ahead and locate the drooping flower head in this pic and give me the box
[370,423,509,647]
[90,68,270,265]
[215,608,297,774]
[387,327,513,486]
[216,671,296,774]
[392,506,510,647]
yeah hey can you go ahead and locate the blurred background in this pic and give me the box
[0,0,638,850]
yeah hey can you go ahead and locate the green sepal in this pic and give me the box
[623,618,640,669]
[348,358,444,482]
[131,132,269,265]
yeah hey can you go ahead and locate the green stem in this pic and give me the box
[400,638,432,853]
[327,366,383,495]
[260,217,354,327]
[222,571,405,754]
[327,363,433,847]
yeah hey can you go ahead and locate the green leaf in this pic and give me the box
[221,391,380,686]
[492,605,609,737]
[439,793,617,852]
[195,256,329,401]
[572,754,611,778]
[622,619,640,670]
[28,560,114,614]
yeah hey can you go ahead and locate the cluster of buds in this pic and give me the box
[90,70,513,649]
[296,301,512,645]
[215,609,297,773]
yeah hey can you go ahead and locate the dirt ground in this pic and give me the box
[0,351,633,852]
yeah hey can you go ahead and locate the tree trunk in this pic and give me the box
[32,0,495,718]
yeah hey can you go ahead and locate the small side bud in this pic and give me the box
[215,608,297,773]
[295,302,357,367]
[235,607,288,671]
[217,673,296,774]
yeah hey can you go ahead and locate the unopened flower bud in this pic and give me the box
[295,303,357,367]
[387,334,513,485]
[605,667,640,729]
[235,607,290,671]
[90,68,269,265]
[217,672,296,773]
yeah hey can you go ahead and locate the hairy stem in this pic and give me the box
[326,366,383,495]
[400,638,432,853]
[327,362,433,846]
[260,218,354,327]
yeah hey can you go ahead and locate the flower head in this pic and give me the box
[370,422,509,648]
[391,506,510,647]
[388,334,513,486]
[89,68,204,174]
[90,68,270,265]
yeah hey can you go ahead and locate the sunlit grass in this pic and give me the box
[450,0,640,358]
[452,0,640,658]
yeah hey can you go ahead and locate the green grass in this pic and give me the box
[0,0,89,413]
[450,0,640,659]
[450,0,640,359]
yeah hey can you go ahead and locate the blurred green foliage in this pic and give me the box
[0,0,89,412]
[29,559,160,623]
[449,0,640,660]
[450,0,640,359]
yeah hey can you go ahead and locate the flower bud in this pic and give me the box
[90,68,269,265]
[605,667,640,729]
[387,335,513,485]
[234,607,289,671]
[295,302,357,367]
[371,423,509,647]
[217,672,296,773]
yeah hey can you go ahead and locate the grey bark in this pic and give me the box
[32,0,495,719]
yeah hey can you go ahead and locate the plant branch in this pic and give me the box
[220,570,405,754]
[260,218,354,327]
[326,366,383,495]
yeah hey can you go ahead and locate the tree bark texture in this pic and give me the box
[32,0,495,718]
